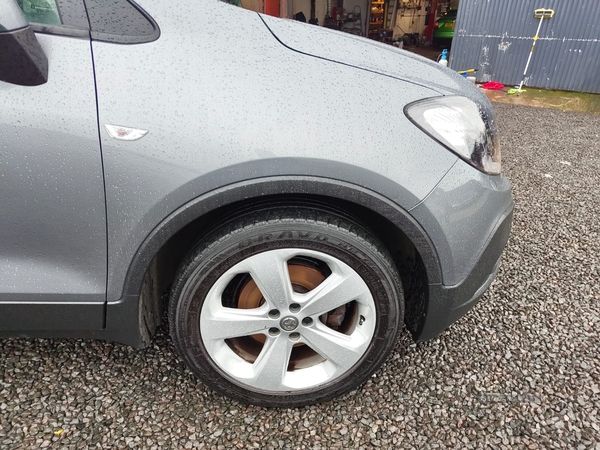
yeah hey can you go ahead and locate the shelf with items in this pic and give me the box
[340,5,363,36]
[367,0,387,38]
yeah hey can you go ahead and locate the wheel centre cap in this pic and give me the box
[280,316,299,331]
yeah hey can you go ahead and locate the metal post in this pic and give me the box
[280,0,292,18]
[425,0,438,43]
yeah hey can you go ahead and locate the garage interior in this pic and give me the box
[236,0,459,60]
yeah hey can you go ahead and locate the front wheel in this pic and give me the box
[168,206,403,407]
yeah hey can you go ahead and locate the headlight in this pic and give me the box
[404,96,501,175]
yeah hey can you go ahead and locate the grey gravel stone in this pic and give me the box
[1,104,599,449]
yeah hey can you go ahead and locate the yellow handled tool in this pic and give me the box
[517,8,555,95]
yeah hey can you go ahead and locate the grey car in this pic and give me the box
[0,0,513,407]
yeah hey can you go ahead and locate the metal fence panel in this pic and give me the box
[449,0,600,93]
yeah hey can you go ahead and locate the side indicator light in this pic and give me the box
[105,124,149,141]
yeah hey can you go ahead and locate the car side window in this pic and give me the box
[17,0,89,36]
[84,0,159,44]
[17,0,61,25]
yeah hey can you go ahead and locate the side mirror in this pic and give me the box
[0,0,48,86]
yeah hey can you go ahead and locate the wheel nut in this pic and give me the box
[268,327,280,336]
[302,317,313,326]
[289,303,301,312]
[268,309,280,319]
[289,332,300,341]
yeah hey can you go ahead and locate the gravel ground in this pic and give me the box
[1,104,599,449]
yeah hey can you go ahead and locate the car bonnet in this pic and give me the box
[260,14,481,99]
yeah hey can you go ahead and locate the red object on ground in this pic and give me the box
[481,81,505,90]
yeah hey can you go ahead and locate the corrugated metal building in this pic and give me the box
[449,0,600,93]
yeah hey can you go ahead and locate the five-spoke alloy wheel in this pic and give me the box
[169,206,403,407]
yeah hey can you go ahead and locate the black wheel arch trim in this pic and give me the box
[0,177,442,349]
[121,176,443,300]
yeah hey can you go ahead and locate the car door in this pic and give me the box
[0,0,107,331]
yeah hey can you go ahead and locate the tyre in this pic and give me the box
[168,205,403,407]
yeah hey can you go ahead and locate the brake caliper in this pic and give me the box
[321,305,347,330]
